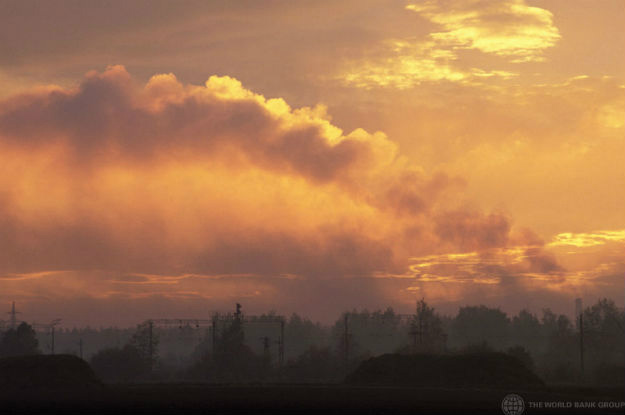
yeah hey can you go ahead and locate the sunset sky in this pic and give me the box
[1,0,623,327]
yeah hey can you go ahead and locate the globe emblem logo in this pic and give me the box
[501,394,525,415]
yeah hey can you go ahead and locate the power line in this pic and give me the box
[143,304,286,367]
[32,319,62,354]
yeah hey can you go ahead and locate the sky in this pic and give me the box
[0,0,623,327]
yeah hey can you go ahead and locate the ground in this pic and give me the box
[0,384,622,414]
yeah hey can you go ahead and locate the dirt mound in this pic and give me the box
[346,352,544,388]
[0,354,102,390]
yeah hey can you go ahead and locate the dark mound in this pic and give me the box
[0,354,102,390]
[346,352,544,388]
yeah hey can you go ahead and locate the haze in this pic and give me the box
[0,0,623,327]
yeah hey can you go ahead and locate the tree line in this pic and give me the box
[1,298,623,385]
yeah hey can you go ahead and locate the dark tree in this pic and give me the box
[582,298,625,383]
[539,309,577,381]
[583,299,625,363]
[0,323,40,357]
[511,309,542,354]
[129,321,159,369]
[188,314,266,382]
[211,316,264,381]
[410,299,447,353]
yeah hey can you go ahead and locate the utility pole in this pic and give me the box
[33,319,61,354]
[410,300,425,353]
[145,311,286,369]
[418,308,423,347]
[235,303,242,321]
[417,298,425,347]
[212,316,217,358]
[279,319,285,366]
[79,338,83,359]
[579,313,584,378]
[7,302,20,329]
[575,298,583,330]
[343,313,349,372]
[10,302,16,329]
[409,321,418,353]
[575,298,584,379]
[148,320,154,371]
[261,336,270,360]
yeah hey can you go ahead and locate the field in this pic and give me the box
[0,383,623,415]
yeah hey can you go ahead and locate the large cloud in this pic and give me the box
[0,1,623,325]
[0,66,608,324]
[0,67,372,183]
[0,68,426,276]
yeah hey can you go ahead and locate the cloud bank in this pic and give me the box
[0,66,619,324]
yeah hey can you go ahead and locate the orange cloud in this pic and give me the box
[0,67,456,278]
[0,66,619,323]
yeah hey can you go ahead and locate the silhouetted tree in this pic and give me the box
[0,322,40,357]
[511,309,542,355]
[129,321,159,369]
[582,298,625,383]
[188,315,266,382]
[214,316,265,381]
[583,299,625,363]
[539,309,577,381]
[410,299,447,353]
